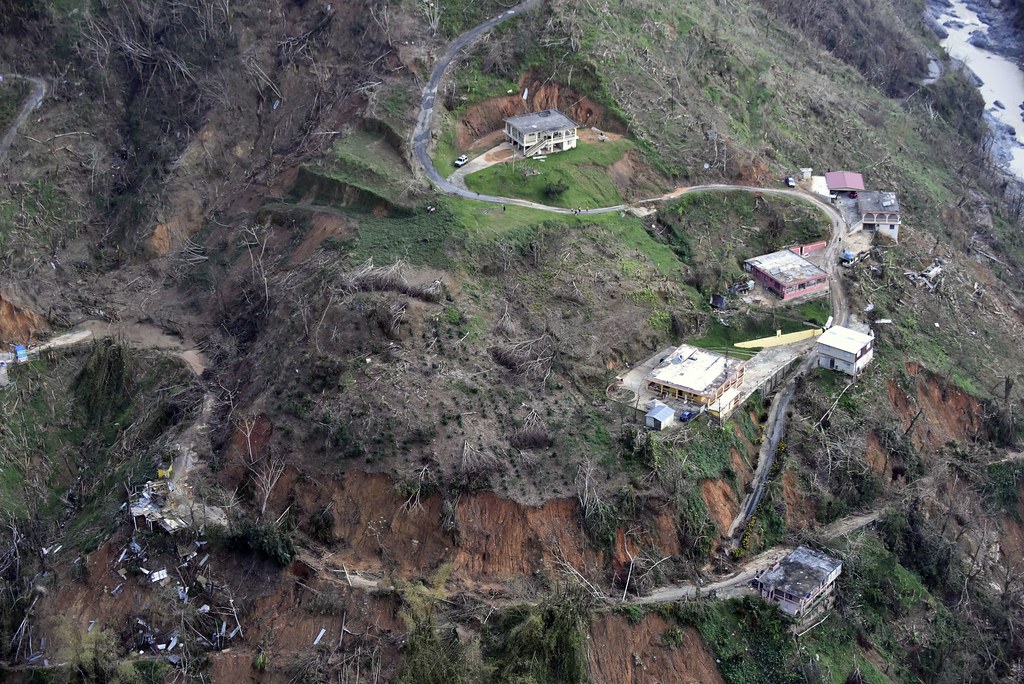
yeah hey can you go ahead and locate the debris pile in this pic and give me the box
[129,480,189,533]
[905,258,944,291]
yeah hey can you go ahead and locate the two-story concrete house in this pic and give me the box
[816,325,874,376]
[856,191,901,242]
[753,546,842,619]
[504,109,578,157]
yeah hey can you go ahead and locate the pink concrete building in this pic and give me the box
[744,248,829,300]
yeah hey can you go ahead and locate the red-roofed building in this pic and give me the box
[824,171,865,193]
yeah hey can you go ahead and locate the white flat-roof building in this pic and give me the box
[817,325,874,376]
[645,344,745,418]
[503,109,578,157]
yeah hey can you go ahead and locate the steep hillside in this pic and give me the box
[1,0,1024,681]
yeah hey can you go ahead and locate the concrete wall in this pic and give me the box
[787,241,827,256]
[818,346,873,376]
[875,223,899,242]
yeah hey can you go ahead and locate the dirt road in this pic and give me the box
[37,320,208,376]
[0,74,46,165]
[638,506,879,605]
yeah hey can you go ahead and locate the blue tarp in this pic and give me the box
[14,345,28,363]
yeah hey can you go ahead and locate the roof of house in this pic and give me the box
[757,546,842,598]
[504,109,578,134]
[646,344,744,397]
[817,325,873,354]
[744,249,828,285]
[646,403,675,423]
[824,171,865,191]
[857,190,901,214]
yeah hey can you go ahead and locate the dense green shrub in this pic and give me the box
[228,520,296,566]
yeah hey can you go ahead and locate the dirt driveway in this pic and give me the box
[446,142,514,189]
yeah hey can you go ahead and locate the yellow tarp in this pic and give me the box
[734,328,823,349]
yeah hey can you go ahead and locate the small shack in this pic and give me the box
[645,402,675,431]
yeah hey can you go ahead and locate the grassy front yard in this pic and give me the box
[463,139,634,209]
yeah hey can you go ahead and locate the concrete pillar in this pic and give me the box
[0,363,8,388]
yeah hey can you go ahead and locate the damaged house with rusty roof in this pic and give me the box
[753,546,842,624]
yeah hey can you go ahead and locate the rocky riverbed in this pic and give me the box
[927,0,1024,176]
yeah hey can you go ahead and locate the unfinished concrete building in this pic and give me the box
[645,344,746,419]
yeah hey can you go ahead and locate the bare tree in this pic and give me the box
[240,224,272,313]
[421,1,442,37]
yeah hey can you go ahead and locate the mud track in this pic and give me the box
[0,74,46,165]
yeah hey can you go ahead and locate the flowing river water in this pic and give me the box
[935,0,1024,177]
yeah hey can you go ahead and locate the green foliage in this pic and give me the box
[675,488,713,559]
[72,340,134,428]
[678,423,742,481]
[543,178,570,198]
[659,191,829,268]
[983,461,1024,520]
[660,625,684,648]
[875,505,960,597]
[0,77,30,129]
[463,139,635,209]
[688,311,818,357]
[483,586,592,684]
[228,520,297,566]
[674,597,801,684]
[346,203,457,268]
[398,603,465,684]
[616,603,647,625]
[252,651,268,672]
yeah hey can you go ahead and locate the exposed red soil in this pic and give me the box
[865,432,888,475]
[267,469,604,594]
[454,70,625,149]
[889,362,985,451]
[701,479,738,535]
[288,212,354,265]
[782,470,815,529]
[611,507,681,586]
[588,613,725,684]
[0,290,47,343]
[219,414,274,487]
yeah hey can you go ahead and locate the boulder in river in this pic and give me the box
[969,30,993,50]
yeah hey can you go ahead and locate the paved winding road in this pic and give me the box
[410,2,855,544]
[0,74,46,165]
